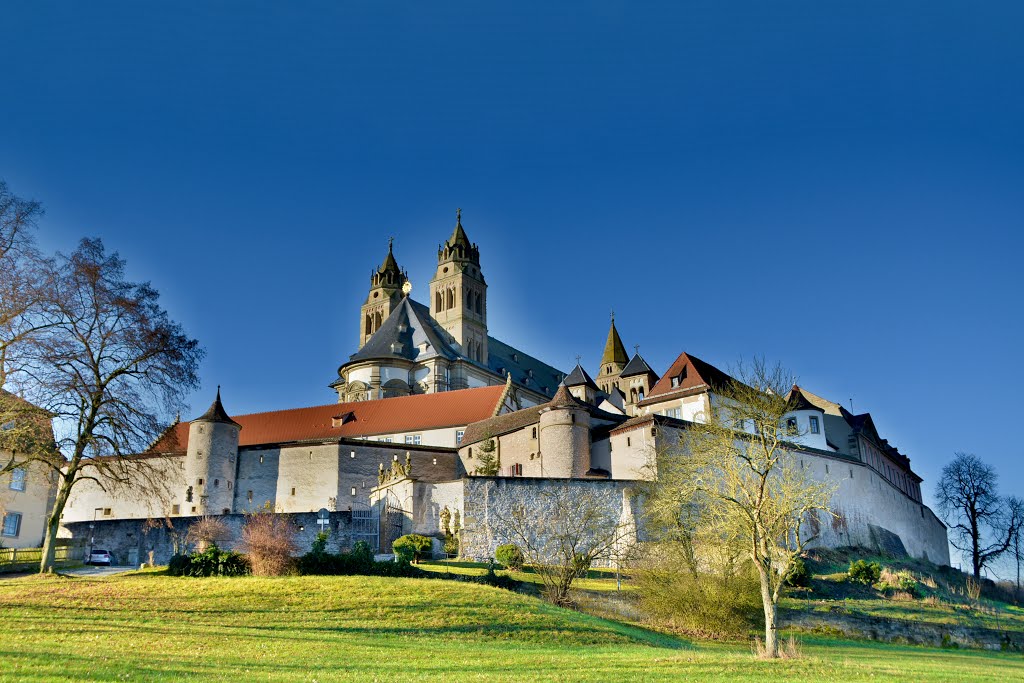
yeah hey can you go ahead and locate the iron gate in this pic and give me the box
[351,506,380,552]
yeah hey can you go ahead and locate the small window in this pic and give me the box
[468,448,473,458]
[171,505,180,515]
[214,479,220,488]
[197,478,204,486]
[227,481,232,491]
[351,451,356,458]
[222,508,230,515]
[9,468,26,492]
[247,490,253,503]
[191,506,197,513]
[291,488,296,496]
[570,414,576,424]
[809,416,820,434]
[103,508,112,517]
[825,464,830,475]
[351,487,357,496]
[2,512,22,537]
[785,417,798,435]
[671,376,680,388]
[259,454,264,464]
[456,431,464,445]
[531,427,537,439]
[626,437,631,447]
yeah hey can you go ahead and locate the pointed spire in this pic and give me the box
[601,314,628,367]
[194,386,241,427]
[448,207,471,248]
[380,237,400,274]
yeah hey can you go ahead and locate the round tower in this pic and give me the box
[183,388,241,516]
[538,384,591,478]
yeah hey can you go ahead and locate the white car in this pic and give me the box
[88,549,112,566]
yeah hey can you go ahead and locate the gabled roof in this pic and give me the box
[785,386,825,413]
[149,385,506,453]
[349,297,458,363]
[644,351,735,402]
[563,363,598,390]
[620,352,657,379]
[601,319,628,366]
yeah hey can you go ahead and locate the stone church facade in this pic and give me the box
[59,212,950,567]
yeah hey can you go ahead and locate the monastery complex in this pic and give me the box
[56,212,950,566]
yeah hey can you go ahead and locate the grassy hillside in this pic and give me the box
[1,571,1022,681]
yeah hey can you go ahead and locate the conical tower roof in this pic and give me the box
[601,315,628,367]
[194,387,241,428]
[446,208,472,249]
[379,238,401,276]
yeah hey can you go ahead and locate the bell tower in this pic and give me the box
[596,312,628,394]
[429,209,488,363]
[359,238,407,348]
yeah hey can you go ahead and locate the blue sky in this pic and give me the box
[2,2,1022,561]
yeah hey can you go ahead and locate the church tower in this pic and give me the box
[429,209,488,363]
[596,313,628,394]
[359,239,408,348]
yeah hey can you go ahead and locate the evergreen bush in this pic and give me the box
[784,557,811,587]
[393,534,433,564]
[848,559,882,585]
[495,544,524,571]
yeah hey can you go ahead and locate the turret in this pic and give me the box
[183,388,241,516]
[538,384,591,478]
[359,239,408,348]
[428,209,488,363]
[620,349,659,415]
[563,362,599,405]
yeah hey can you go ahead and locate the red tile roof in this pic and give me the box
[643,351,735,403]
[149,385,506,453]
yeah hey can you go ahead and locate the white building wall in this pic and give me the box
[62,456,185,523]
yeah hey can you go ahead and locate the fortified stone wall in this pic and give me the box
[61,511,355,567]
[459,477,635,562]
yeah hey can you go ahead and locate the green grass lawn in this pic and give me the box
[0,571,1020,682]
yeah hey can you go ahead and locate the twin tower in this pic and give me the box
[358,209,489,363]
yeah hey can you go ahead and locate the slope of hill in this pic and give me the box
[1,571,1022,682]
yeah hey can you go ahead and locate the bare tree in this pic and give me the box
[492,485,632,607]
[11,238,202,572]
[645,359,835,658]
[936,452,1022,581]
[0,181,58,470]
[1008,497,1024,600]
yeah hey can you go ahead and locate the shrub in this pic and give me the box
[167,554,191,576]
[442,534,459,557]
[310,532,329,556]
[185,516,230,552]
[634,544,761,639]
[848,559,881,585]
[167,547,249,577]
[495,544,524,571]
[784,557,811,588]
[241,510,297,576]
[393,534,433,564]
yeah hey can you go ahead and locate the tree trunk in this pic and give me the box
[758,568,779,658]
[39,472,72,573]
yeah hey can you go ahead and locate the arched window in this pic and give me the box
[435,291,442,312]
[365,314,372,335]
[447,288,455,309]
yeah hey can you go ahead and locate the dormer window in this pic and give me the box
[332,412,355,428]
[390,341,404,354]
[671,376,680,388]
